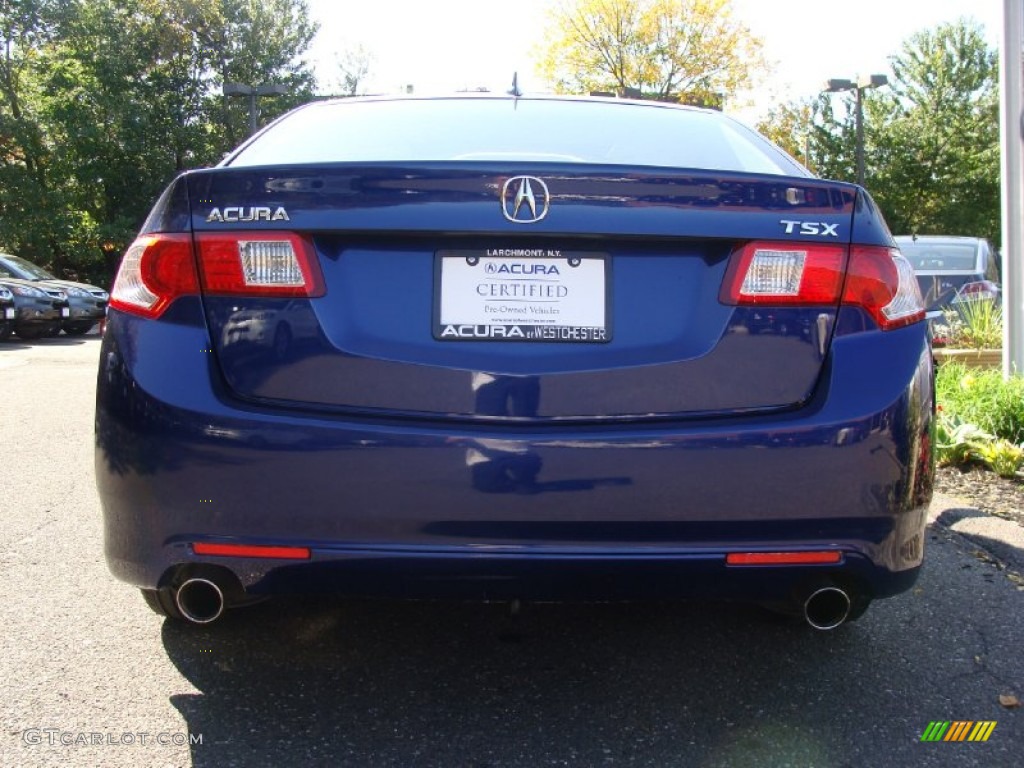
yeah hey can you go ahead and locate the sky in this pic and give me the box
[303,0,1003,123]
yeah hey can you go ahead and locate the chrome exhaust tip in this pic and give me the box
[175,577,226,625]
[803,586,852,631]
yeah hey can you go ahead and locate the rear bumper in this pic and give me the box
[13,299,61,328]
[95,306,934,603]
[166,546,922,603]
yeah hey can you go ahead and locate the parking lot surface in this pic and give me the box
[1,336,1021,767]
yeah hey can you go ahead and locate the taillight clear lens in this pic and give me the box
[740,249,806,296]
[109,234,198,318]
[843,246,925,330]
[196,232,324,297]
[239,240,305,287]
[721,241,846,306]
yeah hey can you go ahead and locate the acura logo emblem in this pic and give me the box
[500,176,550,224]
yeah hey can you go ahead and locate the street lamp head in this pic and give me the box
[256,84,288,96]
[824,78,855,93]
[222,82,253,96]
[858,74,889,90]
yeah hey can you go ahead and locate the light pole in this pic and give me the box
[823,74,888,187]
[1000,0,1024,377]
[223,82,288,135]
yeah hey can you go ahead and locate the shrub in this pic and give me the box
[936,362,1024,444]
[934,412,992,467]
[941,299,1002,350]
[975,439,1024,478]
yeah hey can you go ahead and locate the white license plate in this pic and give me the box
[61,308,70,317]
[3,308,13,319]
[434,250,610,342]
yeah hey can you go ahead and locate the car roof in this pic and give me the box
[894,235,986,246]
[314,92,718,115]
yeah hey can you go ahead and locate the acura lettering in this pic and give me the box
[206,206,290,223]
[484,262,561,276]
[440,324,526,339]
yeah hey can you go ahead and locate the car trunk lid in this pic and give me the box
[188,165,856,422]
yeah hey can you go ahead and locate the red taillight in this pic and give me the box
[720,241,846,306]
[726,551,843,565]
[196,232,324,297]
[109,234,198,318]
[722,241,926,331]
[843,246,925,330]
[110,231,324,318]
[956,281,1000,301]
[192,542,311,560]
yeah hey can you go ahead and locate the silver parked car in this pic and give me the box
[0,253,108,335]
[894,235,1000,312]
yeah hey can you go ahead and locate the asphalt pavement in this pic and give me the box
[0,335,1020,767]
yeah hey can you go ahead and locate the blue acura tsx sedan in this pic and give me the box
[95,95,933,630]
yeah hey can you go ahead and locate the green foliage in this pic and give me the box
[934,412,992,467]
[755,98,816,168]
[936,363,1024,477]
[936,363,1024,444]
[0,0,317,286]
[332,43,374,97]
[974,439,1024,478]
[756,93,853,178]
[868,20,998,245]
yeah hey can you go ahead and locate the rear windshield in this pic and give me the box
[899,242,979,272]
[227,98,805,176]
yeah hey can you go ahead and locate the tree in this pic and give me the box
[756,99,815,169]
[209,0,318,148]
[0,1,75,268]
[0,0,318,283]
[333,43,374,97]
[757,95,854,180]
[867,20,998,244]
[536,0,766,106]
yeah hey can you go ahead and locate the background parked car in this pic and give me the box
[0,284,15,340]
[894,235,1000,311]
[0,253,108,335]
[0,278,69,339]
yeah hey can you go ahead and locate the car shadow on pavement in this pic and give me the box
[161,597,898,768]
[0,336,96,349]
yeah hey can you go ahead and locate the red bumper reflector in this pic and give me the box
[726,551,842,566]
[193,542,311,560]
